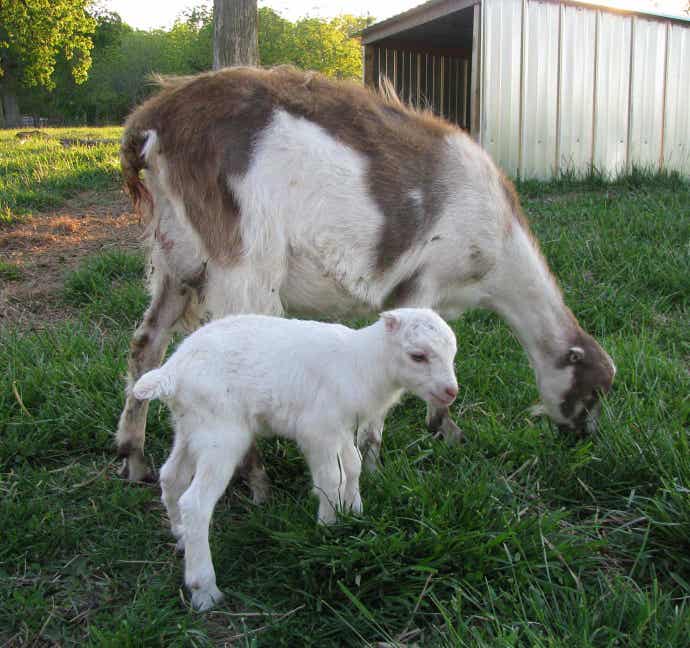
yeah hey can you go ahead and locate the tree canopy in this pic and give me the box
[258,10,370,78]
[0,0,96,89]
[10,4,373,125]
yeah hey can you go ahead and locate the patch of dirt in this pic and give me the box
[0,189,142,330]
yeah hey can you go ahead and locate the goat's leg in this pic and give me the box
[340,442,363,515]
[357,419,384,473]
[116,275,190,481]
[179,428,251,612]
[426,403,463,443]
[236,441,270,505]
[303,441,347,525]
[159,438,195,551]
[199,263,285,497]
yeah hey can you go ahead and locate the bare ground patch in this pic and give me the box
[0,189,142,330]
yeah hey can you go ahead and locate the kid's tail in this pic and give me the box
[132,368,175,401]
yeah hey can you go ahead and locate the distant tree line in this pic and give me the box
[0,0,95,126]
[3,4,373,126]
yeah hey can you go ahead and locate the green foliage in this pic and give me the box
[16,9,205,124]
[259,9,372,79]
[0,0,96,89]
[0,168,689,644]
[14,5,372,125]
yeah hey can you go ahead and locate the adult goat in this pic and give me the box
[117,66,615,483]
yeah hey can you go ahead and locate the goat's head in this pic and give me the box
[381,308,458,407]
[535,330,616,436]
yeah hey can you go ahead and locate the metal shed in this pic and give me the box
[361,0,690,179]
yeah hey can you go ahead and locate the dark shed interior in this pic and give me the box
[363,5,476,131]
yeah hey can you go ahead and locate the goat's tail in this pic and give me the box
[120,124,153,219]
[133,368,175,401]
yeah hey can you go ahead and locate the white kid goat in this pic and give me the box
[133,308,458,611]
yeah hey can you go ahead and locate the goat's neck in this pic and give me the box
[487,226,577,375]
[347,323,401,416]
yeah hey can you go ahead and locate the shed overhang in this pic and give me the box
[360,0,478,44]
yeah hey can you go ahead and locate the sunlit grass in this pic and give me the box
[0,162,688,644]
[0,127,122,224]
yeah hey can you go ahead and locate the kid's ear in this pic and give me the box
[381,311,401,333]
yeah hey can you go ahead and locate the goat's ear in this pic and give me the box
[567,346,585,364]
[381,311,401,333]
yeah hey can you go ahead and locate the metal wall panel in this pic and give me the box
[479,0,689,179]
[365,0,690,179]
[481,0,523,176]
[593,12,632,175]
[663,24,690,174]
[521,1,560,179]
[558,5,596,173]
[628,17,667,169]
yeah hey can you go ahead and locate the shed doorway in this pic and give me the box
[363,5,477,133]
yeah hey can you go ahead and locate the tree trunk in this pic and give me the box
[0,85,21,128]
[213,0,259,69]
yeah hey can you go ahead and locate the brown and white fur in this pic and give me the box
[116,66,615,485]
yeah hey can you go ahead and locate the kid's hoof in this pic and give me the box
[249,471,271,505]
[350,493,363,515]
[191,586,224,612]
[362,447,381,473]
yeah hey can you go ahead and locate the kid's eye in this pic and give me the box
[409,352,428,363]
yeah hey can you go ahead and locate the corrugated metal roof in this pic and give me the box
[361,0,690,43]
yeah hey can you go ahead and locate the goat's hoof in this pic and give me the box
[435,417,464,444]
[191,585,224,612]
[119,454,155,483]
[362,450,381,473]
[350,493,363,515]
[175,537,185,553]
[317,510,337,525]
[249,479,271,506]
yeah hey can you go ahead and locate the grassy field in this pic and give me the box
[0,128,121,225]
[1,129,689,646]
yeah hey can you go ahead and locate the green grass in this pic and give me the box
[1,174,689,645]
[0,260,23,281]
[0,127,122,224]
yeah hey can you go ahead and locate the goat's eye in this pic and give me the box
[409,352,428,363]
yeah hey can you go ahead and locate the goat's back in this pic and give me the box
[121,66,466,266]
[162,315,355,407]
